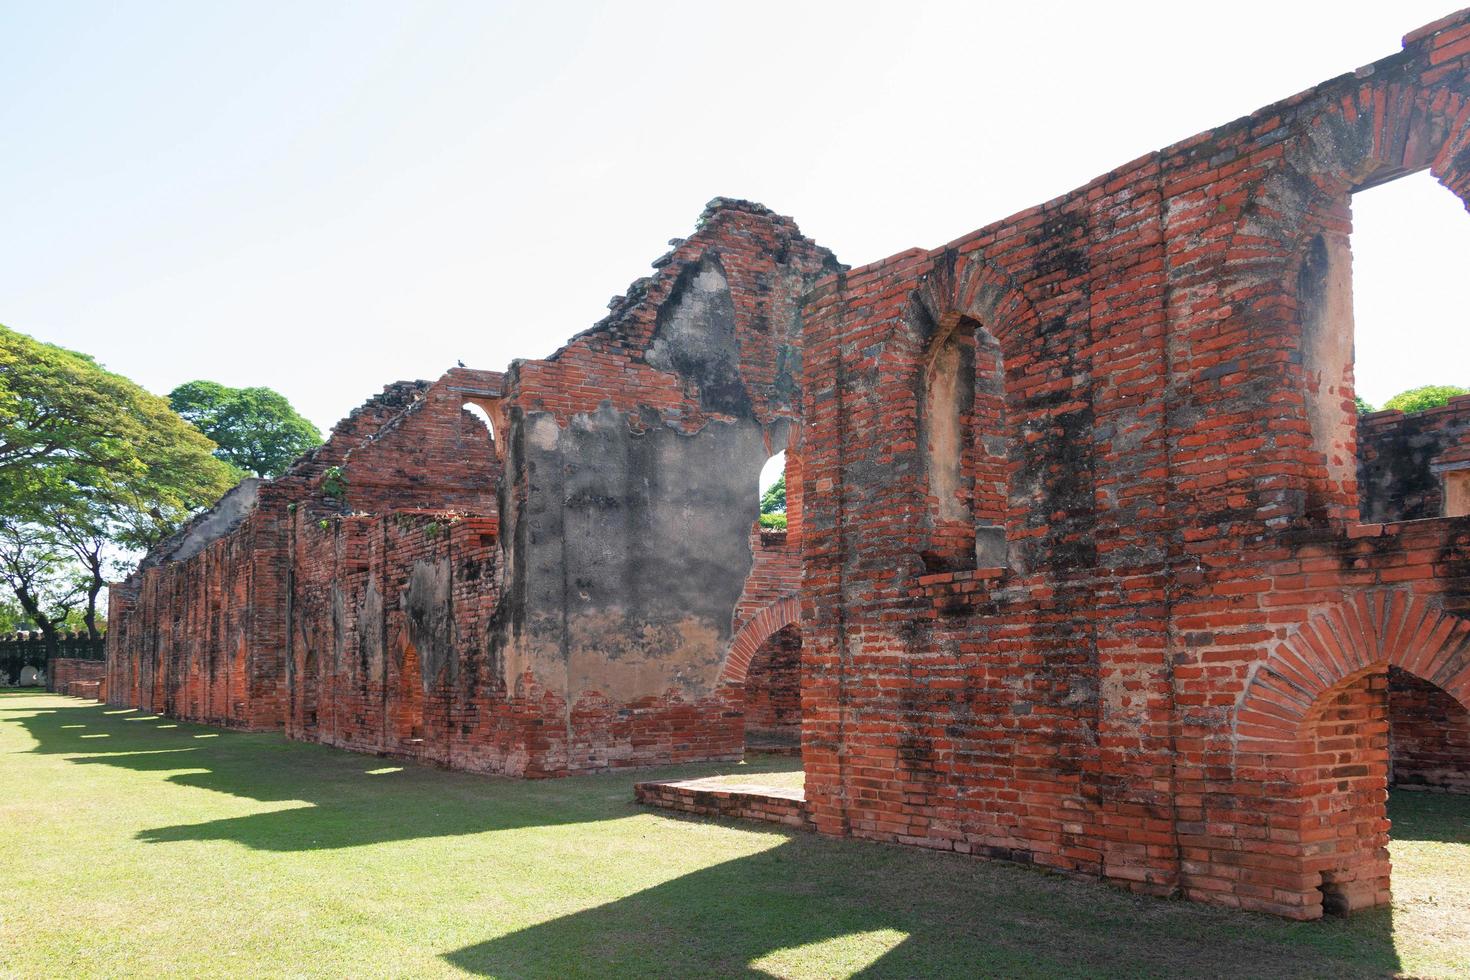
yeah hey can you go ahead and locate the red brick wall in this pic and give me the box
[284,510,513,770]
[338,368,502,514]
[799,13,1470,920]
[735,528,801,638]
[285,380,430,481]
[106,208,823,777]
[105,370,501,737]
[105,14,1470,915]
[1294,672,1394,917]
[1358,396,1470,522]
[1390,666,1470,793]
[105,500,286,730]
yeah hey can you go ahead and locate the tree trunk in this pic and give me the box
[84,570,102,640]
[13,582,59,661]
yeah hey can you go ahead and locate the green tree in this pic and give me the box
[760,475,786,515]
[1355,396,1376,415]
[1381,385,1469,414]
[43,494,118,639]
[169,380,322,478]
[0,596,29,634]
[0,325,238,643]
[0,325,236,511]
[758,474,787,531]
[0,520,85,651]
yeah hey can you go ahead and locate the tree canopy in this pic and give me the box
[758,474,787,530]
[1,326,237,522]
[760,475,786,515]
[169,380,323,478]
[0,325,238,640]
[1380,385,1469,415]
[0,595,31,633]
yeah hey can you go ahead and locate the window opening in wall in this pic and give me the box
[759,451,786,532]
[1352,172,1470,422]
[1313,171,1470,524]
[1439,465,1470,518]
[919,315,1007,571]
[461,401,495,444]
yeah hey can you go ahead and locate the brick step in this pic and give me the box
[635,775,812,830]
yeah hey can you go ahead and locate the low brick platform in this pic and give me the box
[635,775,812,831]
[50,659,105,701]
[65,680,102,700]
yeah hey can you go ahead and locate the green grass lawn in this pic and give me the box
[2,691,1468,979]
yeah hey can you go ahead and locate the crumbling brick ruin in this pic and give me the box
[798,12,1470,920]
[108,201,837,776]
[108,10,1470,921]
[108,368,504,742]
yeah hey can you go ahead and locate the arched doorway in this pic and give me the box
[722,596,802,757]
[1389,666,1470,794]
[1232,591,1470,916]
[743,622,802,753]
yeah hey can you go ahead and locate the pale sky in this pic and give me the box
[2,1,1467,436]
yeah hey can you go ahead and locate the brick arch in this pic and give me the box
[1293,81,1470,200]
[1248,81,1470,263]
[719,596,801,686]
[1210,82,1470,293]
[902,252,1042,572]
[908,251,1042,353]
[1234,590,1470,751]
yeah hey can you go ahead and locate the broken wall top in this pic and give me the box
[504,198,843,435]
[129,367,504,581]
[811,10,1470,298]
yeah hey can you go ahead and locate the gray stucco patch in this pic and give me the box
[497,404,769,700]
[402,559,454,689]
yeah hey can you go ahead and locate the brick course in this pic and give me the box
[634,776,812,831]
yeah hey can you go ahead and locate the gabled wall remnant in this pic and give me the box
[108,200,836,776]
[108,368,504,737]
[487,200,838,773]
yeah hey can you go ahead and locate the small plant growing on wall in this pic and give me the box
[321,466,348,503]
[424,521,442,540]
[319,519,331,532]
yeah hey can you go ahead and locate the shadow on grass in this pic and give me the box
[1388,788,1470,844]
[443,827,1411,980]
[5,695,798,853]
[4,694,1447,977]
